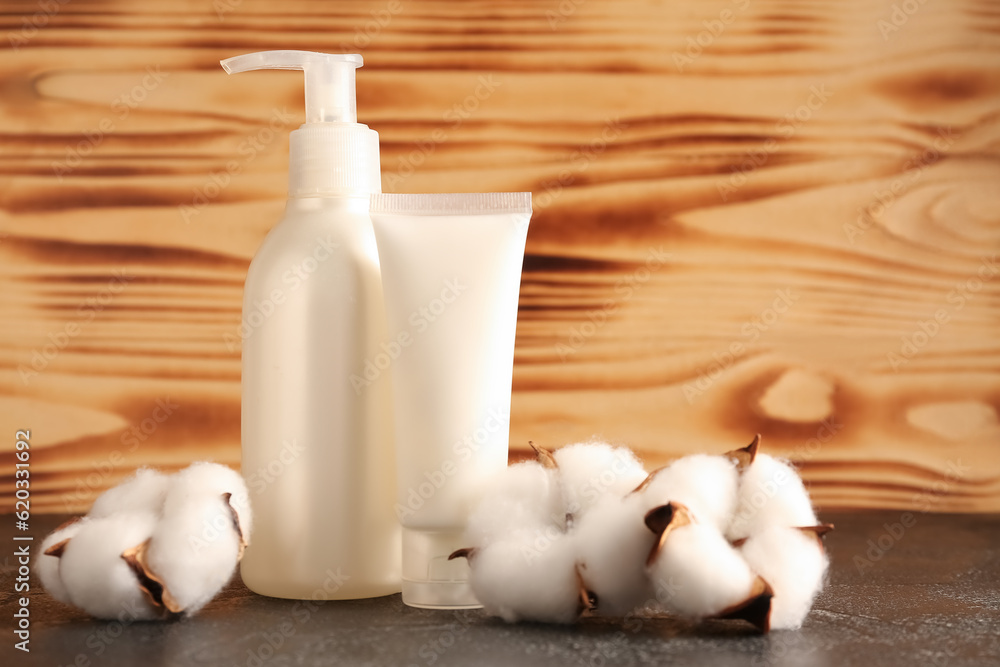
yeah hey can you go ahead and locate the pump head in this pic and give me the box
[220,50,381,196]
[221,50,363,124]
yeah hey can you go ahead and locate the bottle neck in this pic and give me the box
[288,123,381,198]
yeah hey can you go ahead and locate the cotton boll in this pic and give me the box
[740,525,828,630]
[164,462,253,545]
[574,494,656,616]
[37,518,87,605]
[639,455,739,532]
[89,468,171,519]
[59,512,163,620]
[466,461,564,547]
[464,529,582,624]
[144,465,247,615]
[552,442,647,519]
[647,509,759,619]
[727,454,816,541]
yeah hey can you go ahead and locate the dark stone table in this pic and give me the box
[2,511,998,666]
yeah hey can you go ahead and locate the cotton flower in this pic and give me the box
[739,525,830,630]
[573,494,655,616]
[143,462,251,615]
[453,528,584,624]
[449,434,828,633]
[38,461,253,620]
[551,441,647,521]
[465,460,564,547]
[88,468,171,519]
[37,517,87,605]
[727,454,817,542]
[57,512,164,620]
[637,454,739,532]
[645,502,769,629]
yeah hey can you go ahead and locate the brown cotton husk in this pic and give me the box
[796,523,835,549]
[632,433,760,497]
[44,537,72,558]
[223,492,248,560]
[120,539,183,617]
[529,441,559,470]
[448,547,476,561]
[575,564,597,616]
[630,466,665,496]
[643,502,694,567]
[711,575,774,633]
[724,434,761,472]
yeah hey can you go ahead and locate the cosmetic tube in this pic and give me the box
[370,192,531,609]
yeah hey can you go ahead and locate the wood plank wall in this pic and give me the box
[1,0,998,512]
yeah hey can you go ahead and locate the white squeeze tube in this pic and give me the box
[369,193,532,609]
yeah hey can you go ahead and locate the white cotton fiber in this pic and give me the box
[88,468,171,519]
[37,518,87,605]
[467,529,582,624]
[647,520,758,618]
[144,462,249,615]
[466,461,564,546]
[727,454,816,541]
[740,525,828,630]
[639,455,739,532]
[58,512,163,620]
[552,442,647,519]
[574,494,656,616]
[161,462,253,544]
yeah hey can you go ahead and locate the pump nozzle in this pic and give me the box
[220,50,381,197]
[221,50,363,124]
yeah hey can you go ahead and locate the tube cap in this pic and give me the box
[402,529,482,609]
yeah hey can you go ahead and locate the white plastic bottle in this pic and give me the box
[221,51,400,599]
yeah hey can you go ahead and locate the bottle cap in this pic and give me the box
[401,528,482,609]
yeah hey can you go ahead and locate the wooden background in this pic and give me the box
[1,0,998,513]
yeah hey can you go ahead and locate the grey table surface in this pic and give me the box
[2,511,998,667]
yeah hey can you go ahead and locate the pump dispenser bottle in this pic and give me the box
[222,51,400,599]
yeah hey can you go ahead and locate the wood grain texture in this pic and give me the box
[0,0,998,512]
